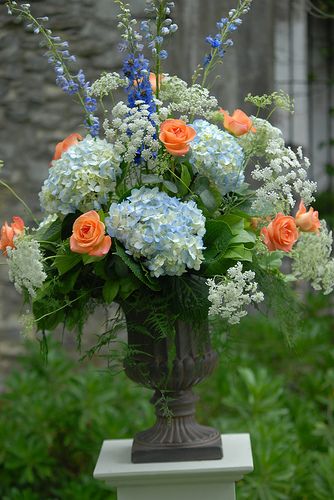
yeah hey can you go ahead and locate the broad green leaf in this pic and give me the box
[82,254,105,265]
[119,276,140,300]
[54,251,81,275]
[163,180,178,193]
[142,174,162,184]
[58,268,80,294]
[224,246,253,262]
[35,218,62,243]
[229,229,256,245]
[103,280,120,304]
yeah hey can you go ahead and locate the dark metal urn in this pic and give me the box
[123,308,223,463]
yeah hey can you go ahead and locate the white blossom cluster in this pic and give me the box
[206,262,264,324]
[159,75,218,120]
[241,118,317,215]
[104,101,167,168]
[40,136,121,215]
[89,72,128,99]
[291,221,334,295]
[7,236,47,297]
[106,187,206,277]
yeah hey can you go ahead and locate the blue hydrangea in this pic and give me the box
[106,187,206,278]
[190,120,245,195]
[39,136,121,216]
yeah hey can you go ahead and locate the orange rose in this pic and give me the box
[295,200,320,233]
[261,213,299,252]
[220,109,256,136]
[159,119,196,156]
[52,133,83,162]
[0,216,25,256]
[70,211,111,257]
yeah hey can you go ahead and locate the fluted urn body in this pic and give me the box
[123,307,223,463]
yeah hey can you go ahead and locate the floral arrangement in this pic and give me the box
[1,0,334,353]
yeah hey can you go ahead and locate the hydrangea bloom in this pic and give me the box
[39,136,121,215]
[190,120,245,194]
[106,187,206,277]
[206,262,264,324]
[7,235,47,297]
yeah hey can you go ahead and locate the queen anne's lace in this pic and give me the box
[238,118,317,215]
[106,187,206,277]
[206,262,264,324]
[159,76,218,120]
[291,221,334,295]
[190,120,245,194]
[7,236,47,297]
[39,136,121,215]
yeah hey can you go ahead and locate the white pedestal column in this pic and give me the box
[94,434,253,500]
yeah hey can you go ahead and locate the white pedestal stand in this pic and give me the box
[94,434,253,500]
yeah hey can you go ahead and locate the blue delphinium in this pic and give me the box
[40,136,121,215]
[122,53,155,113]
[106,187,206,278]
[190,120,245,195]
[5,1,100,136]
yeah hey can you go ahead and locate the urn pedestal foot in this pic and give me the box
[131,389,223,463]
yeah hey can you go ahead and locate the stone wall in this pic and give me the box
[0,0,275,384]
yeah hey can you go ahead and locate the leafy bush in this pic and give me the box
[0,291,333,499]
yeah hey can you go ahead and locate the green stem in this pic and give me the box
[0,179,39,225]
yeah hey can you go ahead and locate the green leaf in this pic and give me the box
[35,218,62,243]
[119,276,140,300]
[142,174,162,184]
[61,212,81,240]
[54,246,81,275]
[58,268,80,294]
[115,241,160,291]
[203,219,234,261]
[103,280,120,304]
[229,229,256,245]
[224,246,253,262]
[163,180,178,193]
[177,164,192,196]
[166,275,210,323]
[82,254,105,265]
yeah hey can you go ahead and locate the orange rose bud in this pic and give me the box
[295,200,320,233]
[220,109,256,136]
[70,211,111,257]
[52,133,83,162]
[159,119,197,157]
[0,216,25,256]
[149,72,164,92]
[261,213,299,252]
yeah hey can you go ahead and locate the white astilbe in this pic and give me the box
[206,262,264,324]
[7,236,47,297]
[240,118,316,215]
[159,75,218,120]
[89,72,128,98]
[104,101,166,168]
[291,221,334,295]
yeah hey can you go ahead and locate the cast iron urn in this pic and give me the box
[123,307,223,463]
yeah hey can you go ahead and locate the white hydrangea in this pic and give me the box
[7,236,47,297]
[104,101,163,169]
[240,118,317,215]
[159,75,218,120]
[106,187,206,277]
[190,120,245,195]
[39,135,121,215]
[89,72,128,99]
[291,221,334,295]
[206,262,264,324]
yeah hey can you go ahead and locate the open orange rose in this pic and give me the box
[52,133,83,162]
[295,200,320,233]
[159,119,196,156]
[261,213,299,252]
[70,211,111,257]
[0,216,25,256]
[220,109,256,136]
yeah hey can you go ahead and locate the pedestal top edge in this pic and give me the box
[93,433,253,483]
